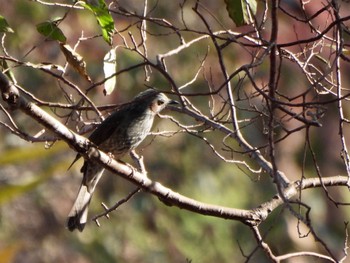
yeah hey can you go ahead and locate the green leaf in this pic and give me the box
[103,48,117,95]
[0,15,14,33]
[80,0,114,45]
[224,0,257,27]
[36,20,66,42]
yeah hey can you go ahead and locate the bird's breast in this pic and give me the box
[98,113,154,158]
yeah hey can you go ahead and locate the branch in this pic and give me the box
[1,71,349,230]
[0,71,259,224]
[276,252,336,263]
[92,187,141,226]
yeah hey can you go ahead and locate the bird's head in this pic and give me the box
[135,89,178,114]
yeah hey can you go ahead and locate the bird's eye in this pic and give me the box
[157,100,165,106]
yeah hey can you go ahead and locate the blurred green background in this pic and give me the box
[1,1,350,262]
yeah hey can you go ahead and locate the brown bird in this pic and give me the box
[67,89,177,231]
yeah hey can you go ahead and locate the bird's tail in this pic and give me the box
[67,184,92,232]
[67,167,104,232]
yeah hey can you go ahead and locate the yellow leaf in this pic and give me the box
[59,43,91,82]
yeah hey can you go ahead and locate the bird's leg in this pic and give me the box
[107,152,115,165]
[130,150,147,176]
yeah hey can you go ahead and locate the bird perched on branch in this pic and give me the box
[67,89,177,232]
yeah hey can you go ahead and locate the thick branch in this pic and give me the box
[1,72,349,228]
[0,71,259,224]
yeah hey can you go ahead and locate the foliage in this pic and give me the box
[224,0,257,26]
[79,0,114,45]
[36,19,67,42]
[0,15,14,33]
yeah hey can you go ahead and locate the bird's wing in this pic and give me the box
[67,153,81,171]
[88,110,124,146]
[67,109,124,170]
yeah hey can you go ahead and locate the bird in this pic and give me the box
[67,89,177,232]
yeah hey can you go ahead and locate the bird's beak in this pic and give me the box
[169,100,179,105]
